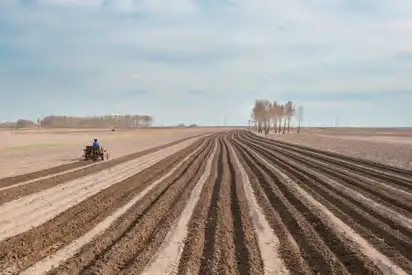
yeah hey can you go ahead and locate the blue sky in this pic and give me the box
[0,0,412,127]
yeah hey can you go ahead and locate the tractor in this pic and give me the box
[83,145,109,161]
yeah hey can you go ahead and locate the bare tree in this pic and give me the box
[38,114,154,128]
[262,100,271,135]
[15,119,37,128]
[281,101,293,134]
[270,101,279,134]
[250,111,257,132]
[251,99,300,135]
[251,100,267,134]
[297,106,304,134]
[277,104,285,134]
[285,101,295,133]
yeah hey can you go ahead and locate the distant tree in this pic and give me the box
[251,100,269,134]
[278,104,285,134]
[262,100,271,135]
[285,101,295,133]
[37,114,154,128]
[250,99,299,135]
[15,119,36,128]
[270,101,282,134]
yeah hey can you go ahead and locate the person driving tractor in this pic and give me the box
[84,138,107,161]
[92,138,100,148]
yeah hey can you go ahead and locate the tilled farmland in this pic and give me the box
[0,130,411,275]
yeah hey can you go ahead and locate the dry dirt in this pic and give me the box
[0,130,411,275]
[267,128,412,170]
[0,127,226,179]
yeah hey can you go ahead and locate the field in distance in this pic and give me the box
[267,127,412,170]
[0,129,411,275]
[0,127,233,178]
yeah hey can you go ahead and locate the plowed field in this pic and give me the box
[0,130,411,275]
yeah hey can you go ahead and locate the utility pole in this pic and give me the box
[334,115,339,128]
[221,115,226,126]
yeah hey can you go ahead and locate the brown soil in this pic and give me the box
[240,132,412,274]
[265,137,412,184]
[0,135,208,205]
[45,136,216,275]
[177,136,263,275]
[0,134,205,188]
[247,134,412,217]
[0,161,90,188]
[175,137,221,275]
[116,138,216,275]
[234,138,357,274]
[1,130,410,275]
[231,139,312,275]
[268,131,412,170]
[0,137,212,272]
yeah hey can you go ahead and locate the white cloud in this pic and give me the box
[138,0,198,14]
[1,0,412,125]
[99,0,199,15]
[41,0,104,6]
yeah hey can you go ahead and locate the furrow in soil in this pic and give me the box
[175,138,222,275]
[0,134,208,192]
[239,132,412,273]
[233,133,383,275]
[227,138,289,275]
[116,139,216,275]
[222,135,264,275]
[247,132,412,186]
[232,137,347,274]
[37,135,216,275]
[177,135,263,275]
[247,131,412,178]
[197,137,239,275]
[240,134,412,223]
[0,137,205,241]
[249,135,412,215]
[3,130,410,275]
[140,138,218,275]
[0,137,213,273]
[237,132,409,275]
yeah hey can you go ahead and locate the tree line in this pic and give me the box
[250,100,303,135]
[36,114,154,128]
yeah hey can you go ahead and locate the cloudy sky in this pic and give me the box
[0,0,411,126]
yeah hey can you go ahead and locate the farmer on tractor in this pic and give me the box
[82,138,108,161]
[92,138,104,153]
[92,138,100,148]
